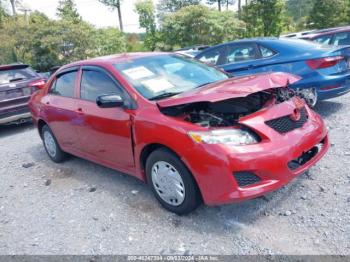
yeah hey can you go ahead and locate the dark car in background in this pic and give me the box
[195,37,350,107]
[299,26,350,46]
[0,64,46,125]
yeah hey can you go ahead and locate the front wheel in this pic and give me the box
[146,148,201,215]
[42,125,67,163]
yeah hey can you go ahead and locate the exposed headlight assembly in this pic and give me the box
[188,128,259,146]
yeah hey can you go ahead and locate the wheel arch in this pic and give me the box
[139,143,203,201]
[37,119,48,139]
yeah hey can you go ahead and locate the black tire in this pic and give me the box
[145,148,201,215]
[41,125,67,163]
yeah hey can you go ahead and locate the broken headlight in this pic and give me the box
[188,128,259,146]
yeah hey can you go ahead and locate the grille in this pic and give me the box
[288,141,324,171]
[233,172,261,187]
[265,107,308,134]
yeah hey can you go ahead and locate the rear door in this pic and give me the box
[42,67,81,149]
[220,42,262,75]
[75,66,135,169]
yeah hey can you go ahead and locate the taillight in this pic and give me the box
[306,56,344,69]
[29,79,46,90]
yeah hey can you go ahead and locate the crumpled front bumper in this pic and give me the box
[181,99,329,205]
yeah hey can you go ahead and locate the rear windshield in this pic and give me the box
[0,67,37,85]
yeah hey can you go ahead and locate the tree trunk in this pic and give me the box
[10,0,16,15]
[116,0,123,32]
[117,6,123,31]
[218,0,221,11]
[238,0,241,16]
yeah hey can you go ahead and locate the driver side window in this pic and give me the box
[80,70,122,102]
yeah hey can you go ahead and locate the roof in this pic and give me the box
[302,26,350,39]
[0,63,29,70]
[89,52,167,63]
[60,52,168,70]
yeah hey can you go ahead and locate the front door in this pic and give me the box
[75,66,135,170]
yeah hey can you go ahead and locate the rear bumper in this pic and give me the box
[318,84,350,100]
[0,106,31,124]
[291,71,350,100]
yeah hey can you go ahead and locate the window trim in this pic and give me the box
[48,67,80,99]
[79,65,137,109]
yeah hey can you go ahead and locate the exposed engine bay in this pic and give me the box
[160,87,296,128]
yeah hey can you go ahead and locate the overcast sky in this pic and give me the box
[19,0,238,33]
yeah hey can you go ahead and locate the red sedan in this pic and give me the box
[29,53,329,214]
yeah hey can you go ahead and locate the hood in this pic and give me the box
[157,72,301,108]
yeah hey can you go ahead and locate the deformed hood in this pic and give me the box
[157,72,301,108]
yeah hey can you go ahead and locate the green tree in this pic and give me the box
[207,0,236,11]
[93,27,126,56]
[160,5,245,49]
[135,0,157,51]
[157,0,200,13]
[286,0,314,23]
[57,0,82,24]
[98,0,123,32]
[207,0,222,11]
[308,0,348,29]
[0,0,9,27]
[241,0,285,37]
[0,6,127,70]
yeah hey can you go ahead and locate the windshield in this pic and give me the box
[0,67,37,85]
[114,54,228,100]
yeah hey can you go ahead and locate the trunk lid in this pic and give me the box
[157,72,300,108]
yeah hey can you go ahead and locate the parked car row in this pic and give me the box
[194,37,350,107]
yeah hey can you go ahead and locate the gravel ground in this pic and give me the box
[0,94,349,255]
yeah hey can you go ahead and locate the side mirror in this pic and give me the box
[96,94,124,108]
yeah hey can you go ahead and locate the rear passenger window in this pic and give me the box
[80,70,121,102]
[50,71,77,98]
[198,47,224,65]
[226,44,257,63]
[313,35,332,45]
[333,32,350,46]
[259,45,276,58]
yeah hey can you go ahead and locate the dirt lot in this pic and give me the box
[0,94,349,255]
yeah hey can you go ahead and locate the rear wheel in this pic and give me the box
[42,125,67,163]
[146,148,201,215]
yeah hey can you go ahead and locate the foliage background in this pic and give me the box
[1,0,350,71]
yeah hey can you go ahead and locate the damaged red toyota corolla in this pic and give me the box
[29,53,329,214]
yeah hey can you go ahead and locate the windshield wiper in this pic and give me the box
[149,92,181,101]
[9,77,25,83]
[196,81,215,88]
